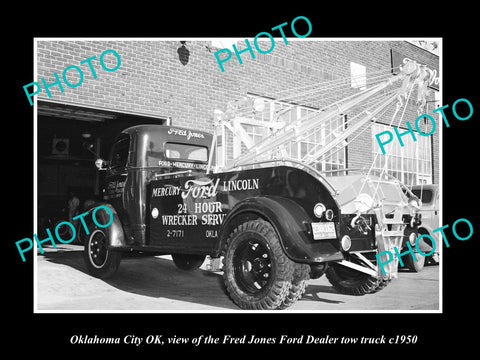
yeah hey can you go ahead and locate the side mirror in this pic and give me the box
[95,158,109,170]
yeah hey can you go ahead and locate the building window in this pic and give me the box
[246,125,266,144]
[350,62,366,90]
[246,95,346,175]
[371,123,432,185]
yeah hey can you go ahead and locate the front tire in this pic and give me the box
[222,219,296,310]
[83,229,121,279]
[403,231,426,272]
[404,251,426,272]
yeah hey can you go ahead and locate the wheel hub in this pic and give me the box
[89,230,108,268]
[252,257,267,272]
[234,240,273,294]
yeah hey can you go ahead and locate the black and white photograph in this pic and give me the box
[6,9,477,355]
[32,37,441,313]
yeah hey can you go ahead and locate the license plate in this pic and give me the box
[311,222,336,240]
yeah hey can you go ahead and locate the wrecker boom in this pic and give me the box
[210,59,430,280]
[211,59,430,172]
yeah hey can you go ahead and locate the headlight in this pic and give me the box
[353,193,375,213]
[409,232,417,246]
[313,203,326,218]
[341,235,352,251]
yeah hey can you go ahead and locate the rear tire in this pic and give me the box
[172,254,206,271]
[326,262,384,296]
[278,263,310,310]
[309,263,327,280]
[222,219,296,310]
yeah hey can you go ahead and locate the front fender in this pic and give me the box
[78,203,126,248]
[218,196,343,263]
[416,225,439,252]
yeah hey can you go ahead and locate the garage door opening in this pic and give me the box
[37,101,169,235]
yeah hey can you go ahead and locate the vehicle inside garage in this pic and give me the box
[37,101,168,233]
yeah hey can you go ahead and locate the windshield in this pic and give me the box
[412,189,433,204]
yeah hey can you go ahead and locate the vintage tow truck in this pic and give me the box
[80,123,420,310]
[80,59,428,310]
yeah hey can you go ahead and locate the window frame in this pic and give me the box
[164,142,209,163]
[371,123,432,185]
[246,95,347,175]
[109,134,130,170]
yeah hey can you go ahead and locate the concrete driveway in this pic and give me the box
[36,244,440,312]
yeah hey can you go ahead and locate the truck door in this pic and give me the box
[147,175,225,254]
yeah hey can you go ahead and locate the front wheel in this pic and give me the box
[222,219,296,310]
[83,229,121,279]
[403,251,426,272]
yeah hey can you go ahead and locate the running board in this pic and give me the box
[336,260,377,277]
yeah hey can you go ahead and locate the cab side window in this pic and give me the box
[110,135,130,169]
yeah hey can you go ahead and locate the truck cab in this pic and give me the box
[97,125,212,248]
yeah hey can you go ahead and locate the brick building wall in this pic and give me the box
[36,38,439,183]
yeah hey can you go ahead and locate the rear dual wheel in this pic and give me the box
[223,219,307,310]
[278,263,310,310]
